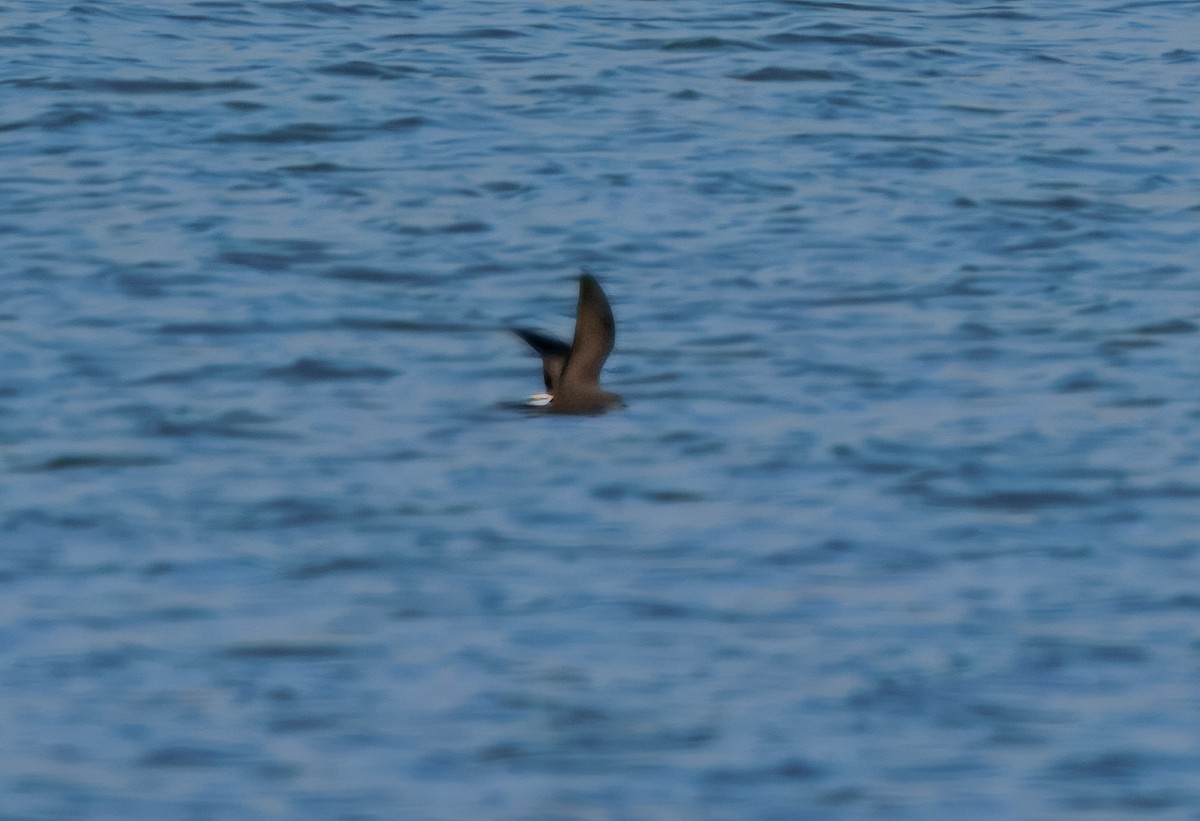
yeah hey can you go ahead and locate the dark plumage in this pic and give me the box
[514,273,623,414]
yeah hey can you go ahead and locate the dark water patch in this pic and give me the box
[852,144,952,169]
[380,115,426,131]
[945,105,1006,117]
[148,606,211,622]
[1103,396,1165,408]
[764,32,914,48]
[211,122,355,144]
[1085,644,1148,663]
[259,357,393,382]
[957,321,1001,338]
[625,599,691,619]
[661,37,767,51]
[782,280,980,308]
[1001,233,1112,255]
[279,161,343,174]
[150,409,292,440]
[138,746,234,769]
[1018,638,1149,674]
[525,82,610,100]
[460,27,525,39]
[335,317,480,333]
[218,240,329,271]
[477,742,527,762]
[847,676,927,714]
[705,758,822,784]
[944,9,1039,20]
[67,3,126,18]
[268,714,341,734]
[732,67,857,82]
[1053,466,1128,483]
[165,12,253,25]
[436,220,490,234]
[223,99,267,111]
[1053,370,1115,393]
[317,61,419,79]
[231,497,375,530]
[0,105,107,132]
[384,27,524,42]
[1094,793,1186,812]
[694,172,793,197]
[1050,751,1144,780]
[263,2,367,14]
[777,1,906,11]
[28,648,152,681]
[777,286,892,309]
[2,509,105,531]
[1132,318,1196,335]
[15,453,165,473]
[875,547,939,573]
[156,321,317,336]
[945,277,997,296]
[656,430,723,455]
[461,261,518,277]
[4,76,255,94]
[224,642,350,659]
[474,725,715,769]
[474,742,586,766]
[323,266,431,284]
[1113,484,1200,501]
[1163,48,1198,63]
[1098,337,1161,355]
[591,484,705,503]
[112,270,176,299]
[0,36,50,48]
[482,692,611,725]
[644,489,706,503]
[481,180,533,196]
[287,557,382,581]
[967,700,1057,738]
[924,490,1095,511]
[992,195,1092,211]
[397,220,489,236]
[818,787,867,806]
[840,453,918,475]
[763,539,855,566]
[258,762,304,785]
[93,77,255,94]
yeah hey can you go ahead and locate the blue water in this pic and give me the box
[3,2,1200,818]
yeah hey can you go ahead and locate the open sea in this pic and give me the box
[2,2,1200,819]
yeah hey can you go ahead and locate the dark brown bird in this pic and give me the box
[514,273,623,414]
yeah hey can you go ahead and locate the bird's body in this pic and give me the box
[514,274,622,414]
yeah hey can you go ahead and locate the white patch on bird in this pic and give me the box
[527,392,552,407]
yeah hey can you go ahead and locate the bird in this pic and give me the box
[514,273,623,414]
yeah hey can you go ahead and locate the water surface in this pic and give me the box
[2,2,1200,818]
